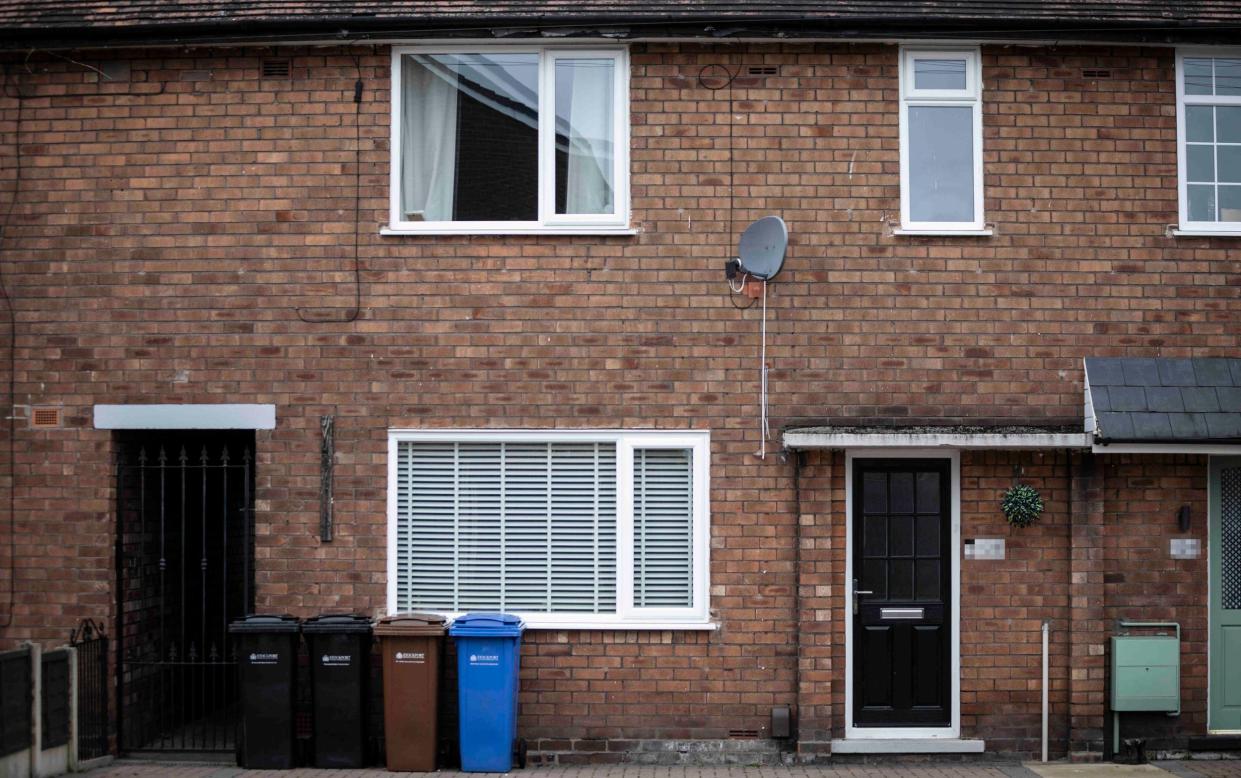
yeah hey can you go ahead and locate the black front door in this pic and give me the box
[852,459,951,727]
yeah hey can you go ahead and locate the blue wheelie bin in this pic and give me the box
[449,612,526,772]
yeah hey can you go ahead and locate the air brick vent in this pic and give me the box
[1083,68,1112,79]
[31,407,61,429]
[261,58,292,78]
[748,66,778,76]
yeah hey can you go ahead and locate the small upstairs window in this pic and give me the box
[1177,52,1241,233]
[389,46,630,234]
[898,48,985,233]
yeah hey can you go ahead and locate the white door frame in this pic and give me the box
[844,449,962,740]
[1208,455,1241,734]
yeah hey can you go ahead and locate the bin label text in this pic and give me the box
[395,651,426,664]
[469,653,499,666]
[249,652,279,665]
[321,653,352,667]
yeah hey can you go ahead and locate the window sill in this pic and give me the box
[1169,228,1241,238]
[381,226,639,237]
[524,620,718,631]
[892,227,993,237]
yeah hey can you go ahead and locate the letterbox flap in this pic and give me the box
[448,612,525,637]
[375,612,447,637]
[228,614,301,634]
[301,613,374,634]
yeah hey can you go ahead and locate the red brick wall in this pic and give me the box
[0,40,1234,756]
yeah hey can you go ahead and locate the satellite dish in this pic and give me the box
[736,216,787,280]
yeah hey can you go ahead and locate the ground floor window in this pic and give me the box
[386,430,710,627]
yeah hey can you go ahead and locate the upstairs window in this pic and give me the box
[389,47,629,234]
[386,431,710,628]
[1177,52,1241,232]
[899,49,985,233]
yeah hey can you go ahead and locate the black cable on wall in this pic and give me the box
[0,61,25,630]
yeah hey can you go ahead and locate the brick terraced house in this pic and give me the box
[0,0,1239,765]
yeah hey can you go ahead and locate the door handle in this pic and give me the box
[853,579,874,615]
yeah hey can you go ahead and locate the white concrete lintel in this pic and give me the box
[783,430,1091,450]
[831,738,986,754]
[93,404,276,430]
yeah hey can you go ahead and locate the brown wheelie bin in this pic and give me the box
[375,613,447,771]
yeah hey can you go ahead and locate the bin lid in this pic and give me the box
[375,612,447,637]
[228,614,300,634]
[448,612,525,637]
[301,613,374,635]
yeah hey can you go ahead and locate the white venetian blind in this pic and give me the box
[632,448,694,608]
[395,440,617,613]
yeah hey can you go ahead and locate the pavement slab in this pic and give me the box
[80,761,1241,778]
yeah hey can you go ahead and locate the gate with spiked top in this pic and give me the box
[115,431,255,754]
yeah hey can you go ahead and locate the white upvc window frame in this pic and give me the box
[1175,48,1241,235]
[385,429,711,630]
[386,45,632,236]
[898,47,986,234]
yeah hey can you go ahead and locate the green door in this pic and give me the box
[1210,457,1241,733]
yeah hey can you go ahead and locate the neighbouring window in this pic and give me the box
[899,48,985,232]
[1178,52,1241,231]
[387,431,709,627]
[390,47,629,232]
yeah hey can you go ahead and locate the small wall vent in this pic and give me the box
[747,66,778,76]
[31,407,61,429]
[1083,68,1112,79]
[728,729,760,739]
[261,58,292,78]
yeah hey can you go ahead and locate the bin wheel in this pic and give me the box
[514,738,528,769]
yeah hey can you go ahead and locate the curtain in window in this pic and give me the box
[558,58,615,215]
[401,55,458,222]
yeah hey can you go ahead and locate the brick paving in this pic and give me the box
[80,761,1241,778]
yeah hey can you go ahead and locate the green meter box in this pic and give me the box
[1111,634,1180,712]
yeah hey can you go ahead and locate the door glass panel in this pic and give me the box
[916,471,940,513]
[1223,466,1241,609]
[916,559,941,600]
[863,559,888,599]
[863,514,887,556]
[890,515,914,557]
[916,513,941,555]
[890,472,915,514]
[889,560,914,600]
[863,471,887,513]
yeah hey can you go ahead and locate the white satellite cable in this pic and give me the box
[759,279,769,459]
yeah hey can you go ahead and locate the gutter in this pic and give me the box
[3,15,1241,51]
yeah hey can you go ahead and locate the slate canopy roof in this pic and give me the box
[1,0,1241,48]
[1085,358,1241,444]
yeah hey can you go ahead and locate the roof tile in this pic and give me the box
[1193,358,1234,387]
[1156,358,1197,387]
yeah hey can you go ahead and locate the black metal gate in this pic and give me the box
[70,619,109,760]
[115,431,254,754]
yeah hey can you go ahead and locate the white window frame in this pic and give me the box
[1176,49,1241,235]
[898,47,986,234]
[386,429,711,629]
[386,45,632,236]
